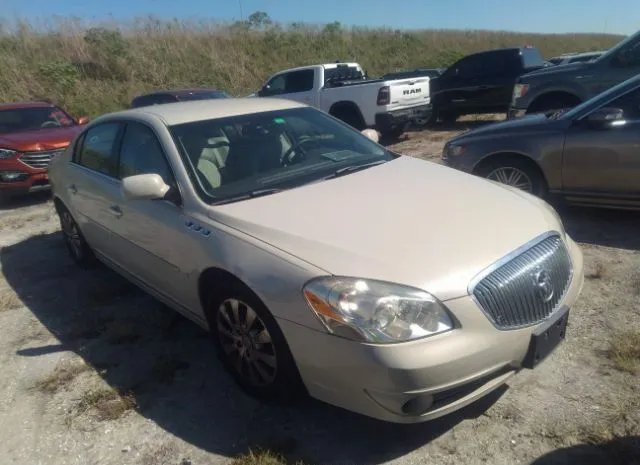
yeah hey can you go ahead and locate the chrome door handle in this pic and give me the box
[68,184,77,195]
[108,205,123,218]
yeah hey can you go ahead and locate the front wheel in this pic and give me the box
[208,281,305,403]
[476,158,547,198]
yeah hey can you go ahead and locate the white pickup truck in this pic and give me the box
[253,62,432,138]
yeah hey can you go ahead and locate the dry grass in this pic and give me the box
[76,387,136,421]
[608,330,640,374]
[0,286,22,311]
[34,360,91,394]
[231,449,306,465]
[138,443,179,465]
[0,17,624,117]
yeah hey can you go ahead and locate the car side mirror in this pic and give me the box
[361,128,380,143]
[76,116,90,125]
[586,107,625,129]
[258,84,271,97]
[121,173,170,201]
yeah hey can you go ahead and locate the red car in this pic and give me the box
[0,101,89,202]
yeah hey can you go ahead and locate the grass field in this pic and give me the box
[0,15,625,117]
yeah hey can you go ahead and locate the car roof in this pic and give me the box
[0,101,56,111]
[134,88,225,98]
[96,97,308,126]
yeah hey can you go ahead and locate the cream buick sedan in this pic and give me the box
[48,98,584,423]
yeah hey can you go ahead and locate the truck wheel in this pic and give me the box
[476,157,547,198]
[526,94,581,115]
[439,111,458,125]
[332,108,365,131]
[380,126,405,140]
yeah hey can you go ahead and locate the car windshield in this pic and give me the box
[560,74,640,121]
[0,106,75,134]
[178,90,231,101]
[169,107,393,204]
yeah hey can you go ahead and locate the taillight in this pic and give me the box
[377,86,390,105]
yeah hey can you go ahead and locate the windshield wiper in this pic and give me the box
[323,160,388,180]
[211,188,283,205]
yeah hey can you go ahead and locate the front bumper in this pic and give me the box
[375,104,432,133]
[280,235,584,424]
[0,171,51,197]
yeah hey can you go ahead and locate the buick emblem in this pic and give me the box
[533,269,554,303]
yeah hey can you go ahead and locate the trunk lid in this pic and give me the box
[385,77,431,108]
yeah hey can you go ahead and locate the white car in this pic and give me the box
[254,62,431,138]
[49,98,584,424]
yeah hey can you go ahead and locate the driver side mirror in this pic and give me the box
[586,107,625,129]
[121,173,170,201]
[76,116,90,125]
[258,84,271,97]
[361,128,380,143]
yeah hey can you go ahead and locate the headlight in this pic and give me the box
[303,277,454,343]
[444,144,465,158]
[0,149,18,159]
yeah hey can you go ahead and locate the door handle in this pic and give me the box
[68,184,77,195]
[107,205,123,219]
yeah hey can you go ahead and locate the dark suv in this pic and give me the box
[429,46,549,123]
[509,30,640,118]
[130,88,231,108]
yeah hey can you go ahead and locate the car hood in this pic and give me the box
[208,156,562,301]
[521,61,590,78]
[0,126,82,151]
[450,113,555,141]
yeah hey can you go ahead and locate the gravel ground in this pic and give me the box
[0,118,638,465]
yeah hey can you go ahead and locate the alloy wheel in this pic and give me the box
[216,298,278,387]
[61,210,82,258]
[486,166,534,193]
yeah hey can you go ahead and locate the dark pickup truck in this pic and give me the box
[429,46,549,124]
[509,30,640,119]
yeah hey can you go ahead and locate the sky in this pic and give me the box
[2,0,638,35]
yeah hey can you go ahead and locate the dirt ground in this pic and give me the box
[0,118,639,465]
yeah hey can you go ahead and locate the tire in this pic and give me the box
[526,94,580,115]
[55,202,98,268]
[475,157,547,198]
[438,111,458,125]
[207,280,305,403]
[380,125,405,140]
[332,108,365,131]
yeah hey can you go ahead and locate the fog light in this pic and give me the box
[0,171,28,182]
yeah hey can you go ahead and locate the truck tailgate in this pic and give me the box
[387,77,430,108]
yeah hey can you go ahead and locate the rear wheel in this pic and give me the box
[380,125,405,140]
[208,280,305,403]
[526,94,581,115]
[331,108,365,131]
[476,157,547,198]
[55,202,97,268]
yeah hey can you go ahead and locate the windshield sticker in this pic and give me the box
[273,117,286,124]
[321,150,354,162]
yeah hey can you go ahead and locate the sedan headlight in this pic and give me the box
[0,149,18,159]
[303,277,454,343]
[442,144,465,159]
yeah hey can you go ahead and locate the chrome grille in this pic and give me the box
[19,149,64,169]
[471,233,573,330]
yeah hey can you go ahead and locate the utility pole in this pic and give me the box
[239,0,244,21]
